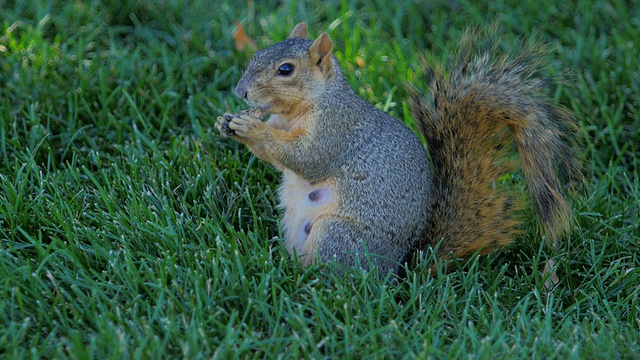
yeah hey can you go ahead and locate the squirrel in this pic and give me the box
[215,23,579,276]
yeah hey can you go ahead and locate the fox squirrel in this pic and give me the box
[215,23,579,275]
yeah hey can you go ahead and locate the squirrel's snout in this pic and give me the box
[235,79,249,99]
[235,85,248,99]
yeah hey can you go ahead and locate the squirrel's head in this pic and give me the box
[235,23,342,116]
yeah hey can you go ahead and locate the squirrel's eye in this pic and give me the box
[277,63,295,76]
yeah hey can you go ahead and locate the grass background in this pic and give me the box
[1,0,639,358]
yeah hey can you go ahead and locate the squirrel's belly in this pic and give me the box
[279,169,338,256]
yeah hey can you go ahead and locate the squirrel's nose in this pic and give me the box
[235,82,248,99]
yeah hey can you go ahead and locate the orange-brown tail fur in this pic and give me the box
[410,33,580,261]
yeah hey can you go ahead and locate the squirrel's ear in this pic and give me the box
[309,33,333,70]
[289,23,308,39]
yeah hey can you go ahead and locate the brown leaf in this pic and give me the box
[234,21,257,52]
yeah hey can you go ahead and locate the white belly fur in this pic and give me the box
[279,169,338,256]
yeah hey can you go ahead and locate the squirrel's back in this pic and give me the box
[280,82,432,274]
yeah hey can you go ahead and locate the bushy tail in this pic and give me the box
[410,33,580,261]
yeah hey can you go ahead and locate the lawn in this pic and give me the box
[1,0,639,358]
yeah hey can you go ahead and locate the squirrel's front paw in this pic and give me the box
[227,109,265,138]
[215,113,236,137]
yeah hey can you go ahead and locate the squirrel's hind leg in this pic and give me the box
[301,216,400,275]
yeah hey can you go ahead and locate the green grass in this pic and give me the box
[1,0,638,358]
